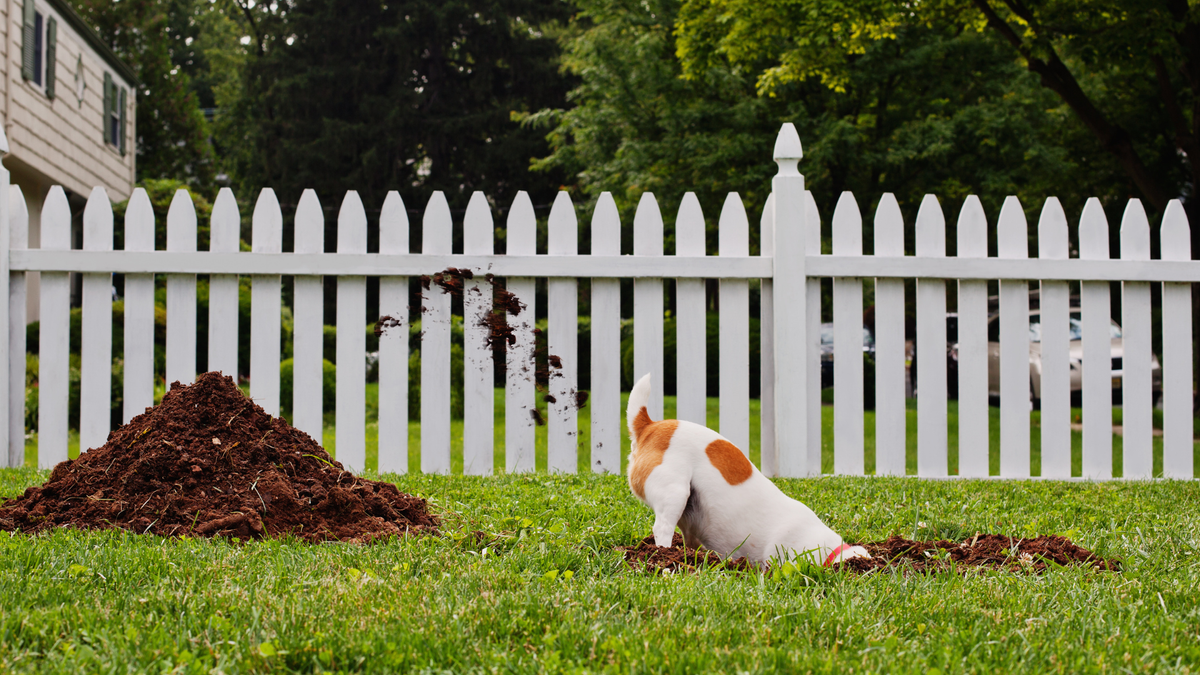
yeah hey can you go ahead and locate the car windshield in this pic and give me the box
[1027,312,1122,342]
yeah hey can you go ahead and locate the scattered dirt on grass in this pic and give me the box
[621,533,1118,575]
[619,534,756,573]
[0,372,438,543]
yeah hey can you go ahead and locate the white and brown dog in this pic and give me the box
[626,373,869,567]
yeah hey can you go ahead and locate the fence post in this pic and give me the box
[38,187,71,468]
[0,132,9,468]
[1119,199,1152,478]
[250,189,283,417]
[292,189,325,444]
[772,124,809,477]
[1161,199,1193,478]
[377,191,410,474]
[7,184,24,469]
[1079,198,1112,479]
[915,195,947,476]
[335,191,368,473]
[997,196,1029,478]
[80,188,113,453]
[719,193,750,454]
[759,194,776,475]
[166,190,198,387]
[832,192,864,475]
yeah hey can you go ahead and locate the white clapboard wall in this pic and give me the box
[1,124,1195,480]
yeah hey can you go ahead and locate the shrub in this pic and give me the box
[279,358,337,418]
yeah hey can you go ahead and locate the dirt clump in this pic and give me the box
[619,534,756,573]
[0,372,438,542]
[621,533,1117,575]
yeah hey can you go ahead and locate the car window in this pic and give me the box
[1026,312,1120,342]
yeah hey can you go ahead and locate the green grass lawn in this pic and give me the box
[1,469,1198,673]
[25,387,1200,478]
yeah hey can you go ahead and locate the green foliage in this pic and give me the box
[278,358,337,418]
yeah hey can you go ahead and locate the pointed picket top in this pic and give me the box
[634,192,663,255]
[592,192,620,256]
[1037,198,1069,260]
[125,188,154,252]
[996,196,1027,259]
[915,194,944,257]
[338,191,367,254]
[874,193,903,256]
[760,192,775,255]
[804,190,821,252]
[43,186,71,250]
[773,123,803,174]
[423,191,452,254]
[548,191,577,255]
[10,185,28,248]
[294,189,324,254]
[1120,199,1150,261]
[166,189,197,253]
[1161,199,1191,261]
[379,191,409,255]
[507,190,536,254]
[719,193,749,256]
[676,192,705,256]
[462,191,493,256]
[253,188,283,254]
[210,188,240,253]
[1079,198,1109,260]
[82,187,113,252]
[957,196,987,258]
[831,192,862,255]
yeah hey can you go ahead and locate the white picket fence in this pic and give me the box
[0,124,1196,479]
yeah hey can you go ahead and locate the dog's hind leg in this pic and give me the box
[644,472,691,548]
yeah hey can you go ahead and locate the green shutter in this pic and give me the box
[119,87,127,156]
[103,72,112,144]
[21,0,34,81]
[45,18,56,99]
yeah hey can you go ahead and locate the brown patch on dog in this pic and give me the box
[630,406,652,439]
[705,439,753,485]
[628,419,679,500]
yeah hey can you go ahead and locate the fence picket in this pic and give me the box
[634,193,665,420]
[915,195,947,476]
[336,192,368,472]
[1037,197,1071,478]
[759,194,776,475]
[7,186,25,467]
[506,192,537,473]
[123,189,155,423]
[1161,199,1193,478]
[997,196,1030,478]
[1119,199,1152,478]
[590,193,621,473]
[421,192,453,474]
[38,187,71,468]
[547,192,579,473]
[675,193,706,427]
[1079,198,1112,479]
[377,191,409,474]
[166,190,198,388]
[463,192,494,475]
[874,193,906,476]
[250,189,283,417]
[80,188,113,452]
[804,190,822,476]
[956,196,988,477]
[832,192,864,474]
[208,188,240,379]
[719,193,751,453]
[292,189,325,444]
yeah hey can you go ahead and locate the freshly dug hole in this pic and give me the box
[620,533,1118,574]
[0,372,437,542]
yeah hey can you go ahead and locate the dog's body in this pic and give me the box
[626,373,869,566]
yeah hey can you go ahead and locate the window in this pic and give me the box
[32,12,41,86]
[21,1,56,98]
[103,72,126,155]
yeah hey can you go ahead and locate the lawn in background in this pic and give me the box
[24,386,1200,478]
[1,469,1198,672]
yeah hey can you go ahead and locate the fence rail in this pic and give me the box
[1,124,1196,480]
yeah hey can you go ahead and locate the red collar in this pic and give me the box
[824,543,854,567]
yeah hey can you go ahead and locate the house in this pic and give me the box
[2,0,136,321]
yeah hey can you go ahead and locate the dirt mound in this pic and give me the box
[0,372,437,542]
[836,534,1119,574]
[618,534,756,573]
[621,533,1117,575]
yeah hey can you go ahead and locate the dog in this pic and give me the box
[626,373,869,567]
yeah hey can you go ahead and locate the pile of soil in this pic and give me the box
[618,534,756,573]
[0,372,438,542]
[620,533,1118,575]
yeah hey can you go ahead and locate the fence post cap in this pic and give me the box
[773,123,803,161]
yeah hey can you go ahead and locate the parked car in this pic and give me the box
[819,322,875,391]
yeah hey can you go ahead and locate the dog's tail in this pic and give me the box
[626,373,653,440]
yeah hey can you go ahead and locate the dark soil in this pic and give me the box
[621,533,1118,575]
[618,534,757,573]
[0,372,438,542]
